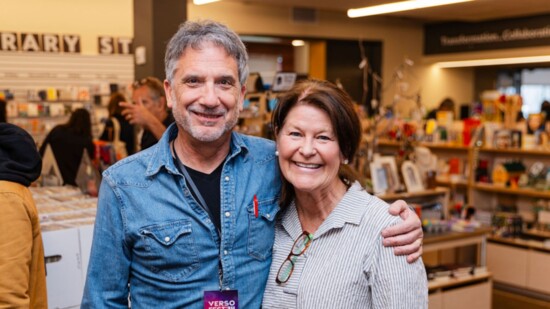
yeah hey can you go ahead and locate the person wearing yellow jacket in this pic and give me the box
[0,123,47,308]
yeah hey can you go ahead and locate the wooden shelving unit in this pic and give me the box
[473,183,550,199]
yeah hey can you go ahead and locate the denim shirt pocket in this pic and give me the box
[139,219,199,282]
[247,197,280,261]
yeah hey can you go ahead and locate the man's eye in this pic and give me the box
[218,79,234,87]
[185,78,199,85]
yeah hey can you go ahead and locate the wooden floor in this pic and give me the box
[493,289,550,309]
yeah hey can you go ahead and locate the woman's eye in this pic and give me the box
[289,131,301,137]
[317,135,332,141]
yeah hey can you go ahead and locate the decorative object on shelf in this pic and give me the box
[492,164,508,187]
[413,146,437,184]
[370,161,389,195]
[503,161,526,189]
[402,160,424,192]
[375,155,401,193]
[493,129,512,148]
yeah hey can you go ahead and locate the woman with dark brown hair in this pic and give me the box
[39,108,94,186]
[263,79,427,308]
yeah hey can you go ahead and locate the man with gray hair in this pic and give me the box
[82,20,423,308]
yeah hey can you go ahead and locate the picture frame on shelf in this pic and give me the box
[377,156,401,192]
[370,161,389,195]
[401,160,424,193]
[510,130,522,148]
[493,129,512,149]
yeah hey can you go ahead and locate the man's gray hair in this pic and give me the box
[165,20,249,86]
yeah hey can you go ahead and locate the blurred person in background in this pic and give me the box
[120,76,174,151]
[0,123,47,308]
[99,92,135,155]
[39,108,94,186]
[426,97,455,120]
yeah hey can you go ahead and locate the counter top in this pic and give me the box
[488,235,550,253]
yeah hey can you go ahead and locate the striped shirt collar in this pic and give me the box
[281,181,371,239]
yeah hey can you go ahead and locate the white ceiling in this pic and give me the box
[222,0,550,22]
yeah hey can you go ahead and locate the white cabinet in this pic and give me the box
[441,280,492,309]
[488,239,550,296]
[527,249,550,294]
[487,242,528,287]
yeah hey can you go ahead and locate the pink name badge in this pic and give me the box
[204,290,238,309]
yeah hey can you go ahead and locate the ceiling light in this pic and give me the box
[435,55,550,68]
[193,0,220,5]
[292,40,305,47]
[347,0,473,18]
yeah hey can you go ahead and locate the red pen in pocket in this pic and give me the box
[253,194,259,218]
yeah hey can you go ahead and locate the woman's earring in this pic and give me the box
[343,159,349,165]
[275,150,279,156]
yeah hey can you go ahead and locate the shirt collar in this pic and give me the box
[145,123,250,177]
[281,181,369,238]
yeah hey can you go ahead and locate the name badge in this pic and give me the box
[204,290,238,309]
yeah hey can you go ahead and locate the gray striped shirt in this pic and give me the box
[262,182,428,308]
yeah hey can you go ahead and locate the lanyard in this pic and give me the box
[171,141,224,288]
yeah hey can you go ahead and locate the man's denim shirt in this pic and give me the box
[82,124,281,308]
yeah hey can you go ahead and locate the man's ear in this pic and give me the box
[164,80,173,108]
[238,85,247,111]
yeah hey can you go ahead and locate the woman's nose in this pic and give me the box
[299,139,317,156]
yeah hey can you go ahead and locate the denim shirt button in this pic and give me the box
[224,211,231,217]
[223,250,228,255]
[224,176,230,181]
[266,214,271,219]
[164,236,170,242]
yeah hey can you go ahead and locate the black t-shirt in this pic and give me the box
[185,163,223,232]
[141,113,175,150]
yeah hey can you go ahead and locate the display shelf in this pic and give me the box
[377,187,450,201]
[11,115,69,120]
[27,100,91,104]
[428,271,492,291]
[424,227,493,266]
[488,235,550,252]
[425,227,493,309]
[479,147,550,157]
[473,182,550,199]
[522,229,550,240]
[377,139,471,151]
[435,175,469,188]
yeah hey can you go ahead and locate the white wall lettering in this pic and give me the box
[63,35,81,53]
[0,32,18,51]
[21,33,41,52]
[117,37,133,55]
[99,36,115,54]
[43,34,60,52]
